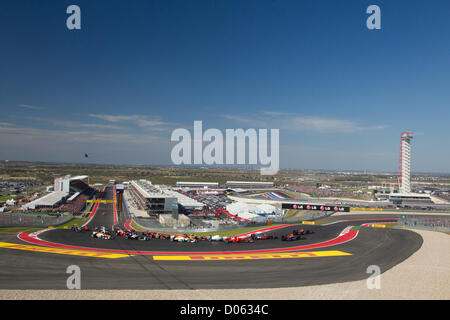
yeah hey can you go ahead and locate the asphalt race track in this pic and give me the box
[0,185,424,290]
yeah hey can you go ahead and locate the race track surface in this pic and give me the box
[0,185,424,290]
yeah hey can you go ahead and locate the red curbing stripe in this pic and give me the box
[17,227,359,256]
[124,219,133,231]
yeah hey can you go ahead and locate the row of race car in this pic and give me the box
[71,225,314,243]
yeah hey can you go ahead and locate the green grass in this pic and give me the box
[52,217,89,229]
[0,195,17,202]
[284,210,308,218]
[0,226,37,233]
[130,220,287,237]
[0,217,88,233]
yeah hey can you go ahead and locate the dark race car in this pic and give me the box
[251,233,278,240]
[153,232,170,240]
[281,233,304,241]
[71,225,90,232]
[125,232,140,240]
[292,228,315,236]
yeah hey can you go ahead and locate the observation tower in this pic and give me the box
[398,132,414,194]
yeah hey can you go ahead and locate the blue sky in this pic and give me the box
[1,0,450,172]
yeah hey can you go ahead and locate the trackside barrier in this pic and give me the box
[302,221,315,225]
[0,213,73,227]
[396,216,450,232]
[351,208,383,211]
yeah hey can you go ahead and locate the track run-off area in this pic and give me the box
[0,185,427,289]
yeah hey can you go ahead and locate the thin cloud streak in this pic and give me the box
[17,104,44,110]
[28,117,124,130]
[222,113,388,134]
[89,113,180,131]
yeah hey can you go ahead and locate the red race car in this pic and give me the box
[226,236,254,243]
[114,228,127,237]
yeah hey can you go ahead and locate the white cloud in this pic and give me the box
[289,116,362,133]
[261,111,293,116]
[89,114,140,123]
[220,114,268,127]
[17,104,44,110]
[288,117,389,133]
[89,113,177,131]
[29,117,124,130]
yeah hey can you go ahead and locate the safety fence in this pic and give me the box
[0,212,73,227]
[396,216,450,232]
[351,207,383,211]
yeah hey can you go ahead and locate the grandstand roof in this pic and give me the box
[131,180,168,198]
[226,188,248,193]
[389,193,432,198]
[70,175,88,181]
[67,192,80,202]
[131,180,205,209]
[162,188,205,209]
[176,182,219,186]
[22,191,68,209]
[226,181,274,185]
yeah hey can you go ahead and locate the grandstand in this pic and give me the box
[21,191,68,210]
[286,185,368,199]
[388,193,433,205]
[22,175,95,214]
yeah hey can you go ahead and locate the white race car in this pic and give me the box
[207,235,228,242]
[170,234,197,243]
[91,231,112,240]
